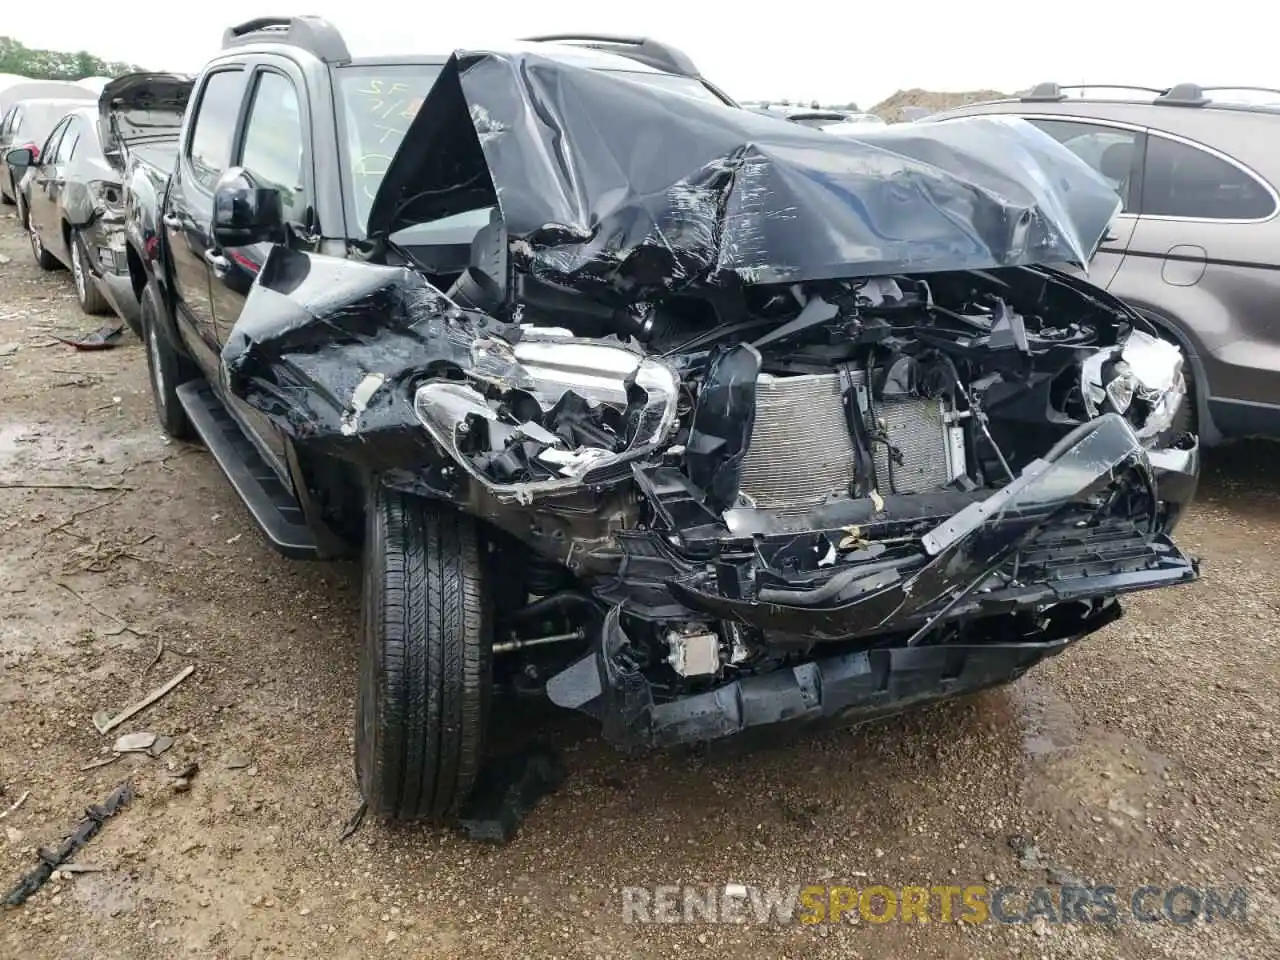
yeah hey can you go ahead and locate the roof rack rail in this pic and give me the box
[1021,82,1169,103]
[520,33,700,78]
[1155,83,1209,107]
[786,111,850,122]
[221,16,351,64]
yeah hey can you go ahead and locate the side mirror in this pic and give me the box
[5,147,35,169]
[212,166,285,248]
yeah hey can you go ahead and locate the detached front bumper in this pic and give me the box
[548,414,1199,747]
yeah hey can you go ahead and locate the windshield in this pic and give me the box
[336,62,727,244]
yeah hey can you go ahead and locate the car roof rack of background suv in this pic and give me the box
[1022,81,1280,111]
[221,16,351,64]
[520,34,700,78]
[1021,82,1168,102]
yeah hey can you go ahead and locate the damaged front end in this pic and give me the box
[222,50,1199,749]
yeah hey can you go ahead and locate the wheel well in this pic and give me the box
[1131,306,1219,445]
[60,217,71,250]
[126,243,148,300]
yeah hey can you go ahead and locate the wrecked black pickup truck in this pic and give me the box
[127,17,1198,822]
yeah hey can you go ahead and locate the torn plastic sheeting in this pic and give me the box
[368,52,1123,299]
[664,412,1154,640]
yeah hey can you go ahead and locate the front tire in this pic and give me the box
[356,486,492,821]
[140,280,197,440]
[70,231,111,315]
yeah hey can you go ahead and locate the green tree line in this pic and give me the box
[0,36,144,80]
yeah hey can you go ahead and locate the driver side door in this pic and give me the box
[26,116,71,254]
[209,61,315,475]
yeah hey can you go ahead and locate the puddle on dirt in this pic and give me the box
[1008,676,1082,759]
[0,418,169,479]
[0,422,30,458]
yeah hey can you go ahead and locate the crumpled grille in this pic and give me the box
[738,371,953,509]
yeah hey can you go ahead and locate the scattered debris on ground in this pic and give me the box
[2,782,134,908]
[92,665,194,734]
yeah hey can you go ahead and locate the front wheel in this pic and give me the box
[356,486,492,821]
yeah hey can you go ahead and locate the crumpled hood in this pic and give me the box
[368,51,1121,297]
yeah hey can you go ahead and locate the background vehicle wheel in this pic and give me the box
[70,231,111,315]
[24,209,57,271]
[1169,365,1196,438]
[140,280,197,440]
[357,486,492,821]
[0,177,13,205]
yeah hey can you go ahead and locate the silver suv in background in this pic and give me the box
[930,83,1280,445]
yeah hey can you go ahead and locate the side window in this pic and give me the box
[41,118,70,163]
[1026,118,1141,212]
[0,108,12,137]
[54,118,81,163]
[187,69,248,191]
[1141,135,1276,220]
[8,107,23,136]
[238,71,306,220]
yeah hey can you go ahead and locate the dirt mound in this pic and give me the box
[870,87,1011,121]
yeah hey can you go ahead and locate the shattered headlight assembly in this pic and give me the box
[1082,329,1186,443]
[412,334,680,492]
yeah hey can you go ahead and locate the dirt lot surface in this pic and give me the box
[0,207,1277,960]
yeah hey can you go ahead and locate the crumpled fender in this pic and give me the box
[220,245,511,471]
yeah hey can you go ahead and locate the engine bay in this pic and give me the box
[411,266,1174,511]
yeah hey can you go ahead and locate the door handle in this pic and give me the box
[204,249,230,272]
[161,214,182,229]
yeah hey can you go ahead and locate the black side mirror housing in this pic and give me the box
[212,167,286,248]
[4,147,35,169]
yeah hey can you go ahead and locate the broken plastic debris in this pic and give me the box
[456,743,565,843]
[53,323,125,351]
[112,732,157,754]
[93,664,194,734]
[2,781,133,907]
[339,372,386,436]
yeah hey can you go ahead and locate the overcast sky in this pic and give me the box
[5,2,1276,107]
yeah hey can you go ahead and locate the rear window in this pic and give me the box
[13,103,78,145]
[600,70,725,105]
[1141,135,1276,220]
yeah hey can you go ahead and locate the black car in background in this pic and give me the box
[5,75,189,332]
[0,97,93,204]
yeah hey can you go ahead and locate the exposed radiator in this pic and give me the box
[737,371,962,511]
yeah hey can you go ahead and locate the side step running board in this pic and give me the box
[175,380,319,559]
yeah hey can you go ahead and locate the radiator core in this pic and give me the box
[737,371,958,510]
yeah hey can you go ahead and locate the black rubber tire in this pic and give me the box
[70,231,111,316]
[0,175,13,205]
[356,486,492,821]
[23,203,58,271]
[1169,364,1196,438]
[140,280,197,441]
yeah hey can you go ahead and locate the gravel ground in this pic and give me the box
[0,206,1277,960]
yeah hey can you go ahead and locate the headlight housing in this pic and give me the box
[413,331,680,496]
[1082,329,1186,443]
